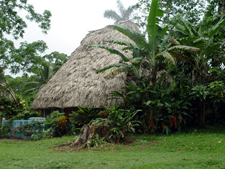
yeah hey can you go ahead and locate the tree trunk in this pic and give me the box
[62,121,110,151]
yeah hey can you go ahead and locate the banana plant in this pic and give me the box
[173,14,225,82]
[90,0,199,85]
[90,42,145,79]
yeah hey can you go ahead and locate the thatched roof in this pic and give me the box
[31,21,140,109]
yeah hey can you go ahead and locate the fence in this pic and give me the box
[1,118,45,139]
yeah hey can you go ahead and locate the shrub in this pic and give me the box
[69,106,99,129]
[93,106,140,143]
[56,116,72,136]
[32,111,72,140]
[0,94,28,119]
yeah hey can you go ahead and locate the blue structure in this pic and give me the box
[2,119,45,139]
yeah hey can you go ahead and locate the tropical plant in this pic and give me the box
[56,116,72,137]
[171,13,225,126]
[69,106,99,129]
[23,61,53,93]
[173,14,225,83]
[0,94,28,119]
[93,0,200,86]
[103,0,137,23]
[87,134,106,149]
[93,105,140,142]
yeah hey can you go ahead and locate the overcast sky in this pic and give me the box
[5,0,139,77]
[16,0,139,56]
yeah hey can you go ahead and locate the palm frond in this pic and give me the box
[123,5,137,20]
[117,0,126,19]
[104,10,122,22]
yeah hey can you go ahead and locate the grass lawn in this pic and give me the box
[0,126,225,169]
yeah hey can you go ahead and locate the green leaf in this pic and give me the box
[171,80,176,91]
[146,100,152,106]
[168,45,200,53]
[105,39,136,49]
[159,35,169,51]
[156,51,175,65]
[130,127,135,133]
[89,45,130,62]
[208,19,225,39]
[97,63,128,73]
[104,68,124,79]
[129,57,143,64]
[158,72,166,85]
[177,16,197,37]
[204,42,221,58]
[109,25,149,50]
[147,0,164,53]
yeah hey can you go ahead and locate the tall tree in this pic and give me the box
[0,0,51,74]
[136,0,206,28]
[103,0,137,23]
[43,51,69,74]
[136,0,225,27]
[21,51,68,98]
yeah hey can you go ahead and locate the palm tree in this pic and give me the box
[103,0,137,23]
[24,61,53,93]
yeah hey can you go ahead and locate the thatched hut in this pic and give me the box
[31,21,140,117]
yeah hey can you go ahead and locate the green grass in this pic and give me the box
[1,126,225,169]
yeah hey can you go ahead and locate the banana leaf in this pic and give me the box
[90,45,130,62]
[147,0,164,54]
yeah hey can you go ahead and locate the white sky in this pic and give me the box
[16,0,139,56]
[5,0,139,77]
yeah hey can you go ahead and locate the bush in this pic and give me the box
[32,111,72,140]
[69,106,99,130]
[93,105,140,143]
[0,94,28,119]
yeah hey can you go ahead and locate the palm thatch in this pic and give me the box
[31,21,140,109]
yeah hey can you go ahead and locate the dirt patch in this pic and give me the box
[52,138,148,153]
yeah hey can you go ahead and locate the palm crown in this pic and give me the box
[103,0,137,23]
